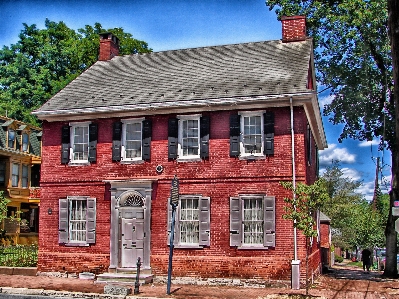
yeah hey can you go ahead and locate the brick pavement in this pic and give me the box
[0,260,398,298]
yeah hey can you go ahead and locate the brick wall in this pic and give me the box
[38,106,321,280]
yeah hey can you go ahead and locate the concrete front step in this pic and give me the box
[96,272,154,285]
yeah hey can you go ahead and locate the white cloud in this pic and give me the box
[358,140,380,147]
[318,95,334,111]
[341,167,362,181]
[356,180,375,202]
[319,144,356,166]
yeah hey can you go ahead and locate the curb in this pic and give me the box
[0,287,170,299]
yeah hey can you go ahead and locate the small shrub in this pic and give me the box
[335,254,344,263]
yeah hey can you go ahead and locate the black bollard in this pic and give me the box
[134,257,142,295]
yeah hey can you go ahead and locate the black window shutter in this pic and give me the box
[112,122,122,161]
[200,116,210,159]
[142,119,152,161]
[229,114,240,157]
[264,112,274,155]
[88,124,98,162]
[61,126,70,164]
[168,118,178,159]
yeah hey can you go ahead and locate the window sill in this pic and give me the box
[237,245,269,250]
[62,243,90,247]
[120,160,144,165]
[68,162,90,166]
[238,155,266,161]
[177,157,202,163]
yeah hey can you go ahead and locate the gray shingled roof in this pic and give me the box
[34,39,314,115]
[320,211,331,223]
[0,117,41,157]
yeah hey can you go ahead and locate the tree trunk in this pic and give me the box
[384,0,399,279]
[306,238,309,295]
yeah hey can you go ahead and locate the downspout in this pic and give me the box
[290,97,300,290]
[290,97,297,260]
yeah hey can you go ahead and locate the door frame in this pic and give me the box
[107,180,153,271]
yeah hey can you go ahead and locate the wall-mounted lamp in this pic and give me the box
[48,208,52,215]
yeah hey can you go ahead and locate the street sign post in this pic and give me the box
[395,219,399,233]
[167,176,179,295]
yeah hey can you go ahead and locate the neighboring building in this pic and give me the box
[319,212,332,269]
[33,16,327,282]
[0,116,41,245]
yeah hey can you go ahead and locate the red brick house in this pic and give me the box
[33,16,327,283]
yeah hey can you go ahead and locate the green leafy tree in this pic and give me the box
[320,160,363,250]
[0,19,152,125]
[265,0,399,278]
[281,179,329,293]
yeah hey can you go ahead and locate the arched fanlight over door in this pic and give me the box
[119,191,144,207]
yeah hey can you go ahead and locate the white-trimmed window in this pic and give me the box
[112,119,152,162]
[59,196,96,245]
[122,118,143,161]
[230,111,274,158]
[230,195,275,248]
[240,111,264,156]
[168,195,210,248]
[178,115,200,159]
[168,115,210,160]
[71,123,89,163]
[61,122,98,165]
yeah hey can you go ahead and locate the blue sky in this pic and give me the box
[0,0,391,200]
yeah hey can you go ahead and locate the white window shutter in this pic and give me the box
[58,198,69,244]
[86,198,96,244]
[199,197,210,246]
[230,197,241,246]
[263,196,275,247]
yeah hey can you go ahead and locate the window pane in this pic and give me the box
[12,163,19,187]
[69,199,87,242]
[242,115,262,154]
[243,197,264,245]
[0,162,5,186]
[179,197,199,244]
[124,122,142,159]
[22,133,29,152]
[22,164,28,188]
[73,126,88,161]
[8,129,15,148]
[181,119,199,157]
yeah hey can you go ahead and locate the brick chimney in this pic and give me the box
[99,32,120,61]
[281,16,307,42]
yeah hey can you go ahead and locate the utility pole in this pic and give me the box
[372,157,380,210]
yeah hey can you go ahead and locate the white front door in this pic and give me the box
[120,208,144,268]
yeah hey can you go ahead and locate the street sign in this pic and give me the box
[394,201,399,207]
[395,218,399,233]
[393,207,399,217]
[170,176,179,206]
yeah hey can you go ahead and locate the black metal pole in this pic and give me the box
[166,204,176,295]
[134,257,141,295]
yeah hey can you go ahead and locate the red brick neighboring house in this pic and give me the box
[33,16,327,282]
[319,212,332,269]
